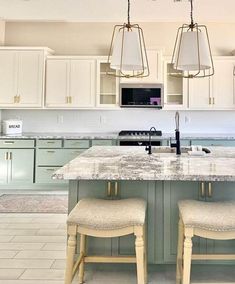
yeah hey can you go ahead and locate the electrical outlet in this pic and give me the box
[57,115,64,124]
[100,115,107,124]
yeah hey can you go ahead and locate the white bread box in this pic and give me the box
[2,120,23,135]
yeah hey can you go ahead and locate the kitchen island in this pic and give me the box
[53,146,235,264]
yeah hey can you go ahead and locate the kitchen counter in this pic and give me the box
[53,146,235,182]
[1,132,235,140]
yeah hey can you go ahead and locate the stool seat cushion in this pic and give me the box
[67,198,147,230]
[178,200,235,232]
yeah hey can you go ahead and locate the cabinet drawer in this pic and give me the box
[191,139,235,147]
[37,148,86,166]
[92,140,114,146]
[0,139,35,148]
[64,139,90,149]
[36,166,67,184]
[37,139,62,148]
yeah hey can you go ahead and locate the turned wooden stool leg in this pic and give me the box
[176,218,184,284]
[65,225,77,284]
[135,226,145,284]
[78,234,86,284]
[143,225,148,284]
[182,228,193,284]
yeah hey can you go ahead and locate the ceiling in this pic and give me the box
[0,0,235,23]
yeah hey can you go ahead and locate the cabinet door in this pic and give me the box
[46,59,69,107]
[17,51,44,107]
[206,182,235,255]
[8,149,34,184]
[120,49,162,83]
[70,60,95,107]
[212,60,235,109]
[164,181,206,262]
[0,150,8,184]
[189,77,211,109]
[0,51,18,106]
[96,60,119,107]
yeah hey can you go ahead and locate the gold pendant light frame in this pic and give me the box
[106,0,150,78]
[170,0,214,79]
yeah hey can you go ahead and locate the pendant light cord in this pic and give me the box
[127,0,131,26]
[190,0,194,28]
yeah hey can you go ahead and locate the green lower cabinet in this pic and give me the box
[163,181,206,263]
[36,167,67,184]
[0,149,8,184]
[0,149,34,184]
[191,139,235,147]
[8,149,34,184]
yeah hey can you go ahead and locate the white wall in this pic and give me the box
[2,21,235,134]
[2,109,235,134]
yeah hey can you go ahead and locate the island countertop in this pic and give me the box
[53,146,235,182]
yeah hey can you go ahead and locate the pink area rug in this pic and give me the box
[0,194,68,213]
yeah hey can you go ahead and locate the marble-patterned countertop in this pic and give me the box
[53,146,235,182]
[1,132,235,140]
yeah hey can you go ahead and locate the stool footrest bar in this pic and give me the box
[192,254,235,260]
[84,256,136,263]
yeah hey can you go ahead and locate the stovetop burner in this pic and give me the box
[118,130,162,136]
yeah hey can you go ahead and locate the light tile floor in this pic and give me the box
[0,213,234,284]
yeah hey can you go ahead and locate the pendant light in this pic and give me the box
[171,0,214,78]
[107,0,149,78]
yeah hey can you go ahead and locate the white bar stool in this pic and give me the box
[64,198,147,284]
[176,200,235,284]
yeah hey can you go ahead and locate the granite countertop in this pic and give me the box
[1,132,235,140]
[53,146,235,182]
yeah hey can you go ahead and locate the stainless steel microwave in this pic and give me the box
[120,83,164,108]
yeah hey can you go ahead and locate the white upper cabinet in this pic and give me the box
[211,59,235,109]
[0,51,17,105]
[163,59,188,109]
[17,51,44,107]
[188,77,212,109]
[0,48,50,108]
[46,58,96,108]
[120,49,162,83]
[188,57,235,110]
[70,60,95,107]
[46,59,69,107]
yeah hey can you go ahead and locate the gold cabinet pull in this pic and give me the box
[5,152,8,160]
[208,182,213,198]
[107,182,112,197]
[69,96,72,104]
[47,150,55,153]
[114,182,119,197]
[209,97,212,105]
[213,97,215,105]
[9,152,12,160]
[200,182,205,198]
[3,141,14,144]
[46,168,56,171]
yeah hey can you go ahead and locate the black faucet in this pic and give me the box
[145,127,157,155]
[170,111,181,155]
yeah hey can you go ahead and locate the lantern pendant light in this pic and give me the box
[171,0,214,79]
[107,0,149,78]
